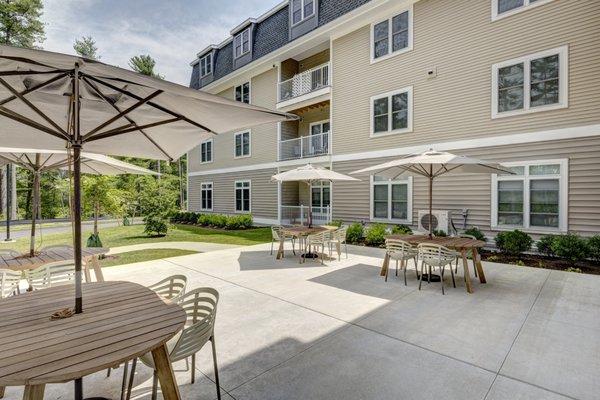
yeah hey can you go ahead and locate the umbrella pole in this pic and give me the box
[29,167,40,257]
[308,181,312,228]
[429,171,433,239]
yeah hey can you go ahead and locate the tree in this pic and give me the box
[73,35,99,59]
[0,0,45,48]
[128,54,164,79]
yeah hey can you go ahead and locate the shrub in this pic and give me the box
[144,213,169,236]
[211,214,228,228]
[464,227,486,242]
[327,220,343,228]
[486,255,498,262]
[185,212,198,223]
[432,229,447,237]
[565,267,583,273]
[391,224,412,234]
[587,236,600,262]
[346,222,364,243]
[536,235,556,257]
[225,214,253,230]
[551,232,588,262]
[197,214,212,226]
[365,223,388,246]
[495,230,533,256]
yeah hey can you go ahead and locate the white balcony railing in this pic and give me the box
[278,62,330,102]
[279,131,329,161]
[280,205,331,226]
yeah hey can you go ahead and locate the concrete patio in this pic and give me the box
[3,243,599,400]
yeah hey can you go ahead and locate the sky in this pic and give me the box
[41,0,276,86]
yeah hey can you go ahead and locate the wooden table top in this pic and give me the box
[0,247,108,271]
[0,281,186,386]
[281,225,337,236]
[385,235,486,250]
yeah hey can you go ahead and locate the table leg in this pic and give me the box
[275,235,285,260]
[380,253,389,277]
[472,248,487,284]
[151,343,181,400]
[461,250,472,294]
[22,385,45,400]
[0,385,4,398]
[83,262,92,283]
[91,255,105,282]
[299,235,304,264]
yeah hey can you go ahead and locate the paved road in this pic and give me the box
[1,220,123,240]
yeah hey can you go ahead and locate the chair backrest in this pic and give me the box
[28,260,76,290]
[386,239,414,256]
[308,230,328,243]
[417,243,455,266]
[0,249,19,258]
[169,287,219,362]
[334,227,348,242]
[458,234,477,240]
[271,226,282,241]
[148,275,187,304]
[0,269,22,299]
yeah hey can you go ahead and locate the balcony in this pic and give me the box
[279,131,329,161]
[278,62,330,108]
[280,205,331,226]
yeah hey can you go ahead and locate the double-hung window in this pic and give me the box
[235,180,251,212]
[492,0,555,20]
[201,182,213,211]
[235,82,250,103]
[234,28,250,58]
[234,131,251,158]
[371,7,412,62]
[492,46,567,118]
[200,53,212,77]
[200,140,212,163]
[291,0,315,25]
[371,87,412,136]
[492,159,567,231]
[311,181,330,209]
[371,176,412,223]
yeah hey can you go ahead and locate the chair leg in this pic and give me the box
[106,368,111,378]
[418,261,424,290]
[211,338,222,400]
[292,238,296,255]
[321,243,325,265]
[151,369,158,400]
[125,358,137,400]
[345,242,348,259]
[440,266,445,295]
[385,254,389,282]
[191,353,196,384]
[120,361,129,400]
[450,263,456,288]
[403,259,407,286]
[395,259,398,276]
[428,265,432,283]
[455,257,459,273]
[270,240,274,255]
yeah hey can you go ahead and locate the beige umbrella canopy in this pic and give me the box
[0,43,295,355]
[271,164,359,227]
[352,149,514,237]
[0,147,157,256]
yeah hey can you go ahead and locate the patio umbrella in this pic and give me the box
[0,45,294,312]
[0,147,157,256]
[352,149,514,237]
[271,164,359,227]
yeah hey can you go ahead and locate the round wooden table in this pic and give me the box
[276,226,331,264]
[0,281,186,399]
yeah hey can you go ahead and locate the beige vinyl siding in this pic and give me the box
[280,120,299,141]
[281,181,299,206]
[332,136,600,237]
[298,49,330,73]
[188,69,279,172]
[331,0,600,155]
[298,104,330,136]
[188,168,277,219]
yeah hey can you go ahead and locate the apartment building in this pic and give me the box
[187,0,600,237]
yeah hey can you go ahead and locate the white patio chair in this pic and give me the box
[125,287,221,400]
[0,248,19,258]
[327,227,348,261]
[453,234,479,277]
[418,243,456,295]
[0,269,22,298]
[39,244,74,252]
[384,239,418,285]
[305,230,329,265]
[27,260,76,290]
[271,226,295,256]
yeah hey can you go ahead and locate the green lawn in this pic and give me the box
[10,224,272,253]
[99,249,199,268]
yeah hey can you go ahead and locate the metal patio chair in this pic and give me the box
[271,226,295,256]
[305,230,329,265]
[453,233,479,277]
[0,268,22,298]
[418,243,456,295]
[27,260,76,290]
[327,227,348,261]
[384,239,418,285]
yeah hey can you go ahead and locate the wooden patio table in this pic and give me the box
[381,235,487,293]
[0,248,108,283]
[0,281,186,400]
[276,226,335,264]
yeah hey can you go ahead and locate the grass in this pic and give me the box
[10,223,272,253]
[99,249,199,268]
[3,218,120,232]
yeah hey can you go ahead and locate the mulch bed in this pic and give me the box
[478,250,600,275]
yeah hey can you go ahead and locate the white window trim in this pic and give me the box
[369,176,413,224]
[491,158,568,233]
[370,86,413,137]
[309,119,330,134]
[200,182,213,211]
[234,180,251,213]
[310,180,331,209]
[200,139,213,164]
[234,81,251,104]
[233,130,252,159]
[234,28,251,58]
[491,46,568,119]
[291,0,316,26]
[200,53,212,77]
[370,5,413,65]
[492,0,556,21]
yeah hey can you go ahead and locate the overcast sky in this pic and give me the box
[41,0,275,85]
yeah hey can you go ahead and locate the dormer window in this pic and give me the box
[234,28,250,58]
[292,0,315,25]
[200,53,212,77]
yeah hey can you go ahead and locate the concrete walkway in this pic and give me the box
[107,241,242,254]
[3,243,598,400]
